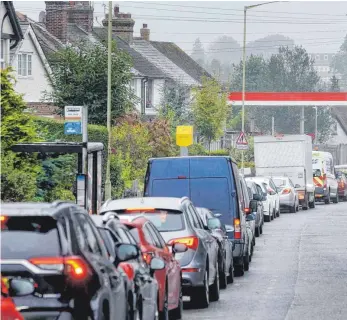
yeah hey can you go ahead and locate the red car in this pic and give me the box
[121,216,185,320]
[1,278,24,320]
[337,172,347,201]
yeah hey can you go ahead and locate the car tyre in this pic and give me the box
[259,224,263,234]
[209,260,220,302]
[191,270,209,308]
[290,204,296,213]
[234,258,244,277]
[219,258,228,289]
[227,261,234,284]
[324,191,331,204]
[170,281,183,320]
[243,254,250,271]
[255,226,260,237]
[276,207,280,217]
[333,194,339,203]
[159,289,169,320]
[309,200,315,208]
[264,215,271,222]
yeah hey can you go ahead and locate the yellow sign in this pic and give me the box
[176,126,193,147]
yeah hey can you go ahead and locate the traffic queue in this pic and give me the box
[2,146,346,320]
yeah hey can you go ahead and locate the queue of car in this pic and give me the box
[2,155,346,320]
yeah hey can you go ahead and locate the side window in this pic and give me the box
[143,224,157,246]
[116,227,131,244]
[269,180,277,191]
[187,204,204,229]
[147,223,165,248]
[123,228,138,246]
[256,185,263,196]
[76,213,103,256]
[289,179,294,188]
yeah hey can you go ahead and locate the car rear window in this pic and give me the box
[1,216,60,259]
[119,210,184,232]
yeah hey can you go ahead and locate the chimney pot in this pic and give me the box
[140,23,150,41]
[114,5,119,14]
[143,23,147,28]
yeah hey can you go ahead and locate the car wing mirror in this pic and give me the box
[115,243,139,263]
[172,243,187,254]
[9,279,35,297]
[150,257,165,276]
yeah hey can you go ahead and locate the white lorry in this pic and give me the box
[254,134,315,210]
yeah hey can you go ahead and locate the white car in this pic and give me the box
[246,177,280,221]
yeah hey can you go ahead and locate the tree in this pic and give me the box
[192,77,229,151]
[330,75,340,92]
[1,68,41,201]
[46,41,135,125]
[331,34,347,90]
[207,36,241,66]
[191,38,205,67]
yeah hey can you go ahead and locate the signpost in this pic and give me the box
[236,131,249,150]
[176,126,193,156]
[64,106,83,135]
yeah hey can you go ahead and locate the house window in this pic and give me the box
[130,79,137,93]
[324,54,328,60]
[315,54,320,60]
[146,79,154,108]
[1,39,10,69]
[18,53,33,76]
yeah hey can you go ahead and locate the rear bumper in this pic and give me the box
[279,194,295,207]
[315,187,327,201]
[20,311,73,320]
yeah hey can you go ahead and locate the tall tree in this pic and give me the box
[207,36,241,66]
[331,34,347,90]
[192,77,229,151]
[1,68,41,201]
[191,38,205,67]
[330,75,340,92]
[46,41,135,125]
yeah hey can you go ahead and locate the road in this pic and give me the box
[184,202,347,320]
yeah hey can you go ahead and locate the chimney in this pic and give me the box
[45,1,69,43]
[102,5,135,43]
[67,1,94,33]
[140,23,150,41]
[38,11,46,24]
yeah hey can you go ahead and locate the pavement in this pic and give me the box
[184,202,347,320]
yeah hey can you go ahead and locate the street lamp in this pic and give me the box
[241,1,281,170]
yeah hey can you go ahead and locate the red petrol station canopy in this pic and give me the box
[228,92,347,106]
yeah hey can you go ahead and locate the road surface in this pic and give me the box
[184,202,347,320]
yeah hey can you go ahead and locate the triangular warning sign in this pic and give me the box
[236,131,248,145]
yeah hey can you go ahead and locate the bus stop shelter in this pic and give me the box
[11,142,104,214]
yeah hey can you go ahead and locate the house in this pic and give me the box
[27,2,211,117]
[326,107,347,145]
[1,1,23,68]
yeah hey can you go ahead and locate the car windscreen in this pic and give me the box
[118,210,184,232]
[273,179,287,188]
[1,216,60,259]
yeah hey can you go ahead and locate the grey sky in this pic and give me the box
[14,1,347,54]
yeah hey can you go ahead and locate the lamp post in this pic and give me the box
[104,1,112,201]
[241,1,280,170]
[313,106,318,144]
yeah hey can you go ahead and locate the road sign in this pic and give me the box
[64,121,82,135]
[176,126,193,147]
[236,131,249,150]
[64,106,83,135]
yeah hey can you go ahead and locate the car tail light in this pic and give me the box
[182,268,200,272]
[267,187,274,194]
[168,236,199,250]
[282,188,291,195]
[234,218,241,239]
[125,208,155,213]
[142,252,154,264]
[29,256,90,282]
[244,207,250,214]
[120,263,135,280]
[298,191,305,200]
[0,216,8,229]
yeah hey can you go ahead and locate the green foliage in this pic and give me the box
[188,143,208,156]
[46,41,136,125]
[1,68,41,201]
[331,34,347,88]
[192,77,229,149]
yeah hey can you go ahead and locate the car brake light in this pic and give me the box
[244,208,250,214]
[282,188,291,194]
[182,268,200,272]
[0,216,8,229]
[168,236,199,250]
[142,252,154,264]
[234,218,241,239]
[125,208,155,213]
[29,256,90,281]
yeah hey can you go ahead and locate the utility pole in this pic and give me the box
[241,1,280,170]
[313,106,318,143]
[104,1,112,201]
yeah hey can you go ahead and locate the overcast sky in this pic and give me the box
[14,1,347,54]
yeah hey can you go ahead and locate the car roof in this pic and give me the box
[0,202,78,217]
[101,197,188,213]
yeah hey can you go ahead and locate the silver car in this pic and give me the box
[272,176,299,213]
[100,197,220,309]
[196,207,234,288]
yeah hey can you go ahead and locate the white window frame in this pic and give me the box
[17,52,33,77]
[1,39,10,69]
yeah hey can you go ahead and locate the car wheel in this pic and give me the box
[309,199,315,208]
[255,226,260,237]
[243,254,250,271]
[333,193,339,204]
[259,224,263,234]
[159,289,169,320]
[191,270,209,308]
[290,204,296,213]
[170,282,183,320]
[209,260,220,302]
[227,260,234,284]
[219,257,228,289]
[264,214,271,222]
[324,191,331,204]
[276,207,280,217]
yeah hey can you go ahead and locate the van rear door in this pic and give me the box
[144,158,190,198]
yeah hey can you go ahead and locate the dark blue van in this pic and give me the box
[144,156,248,276]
